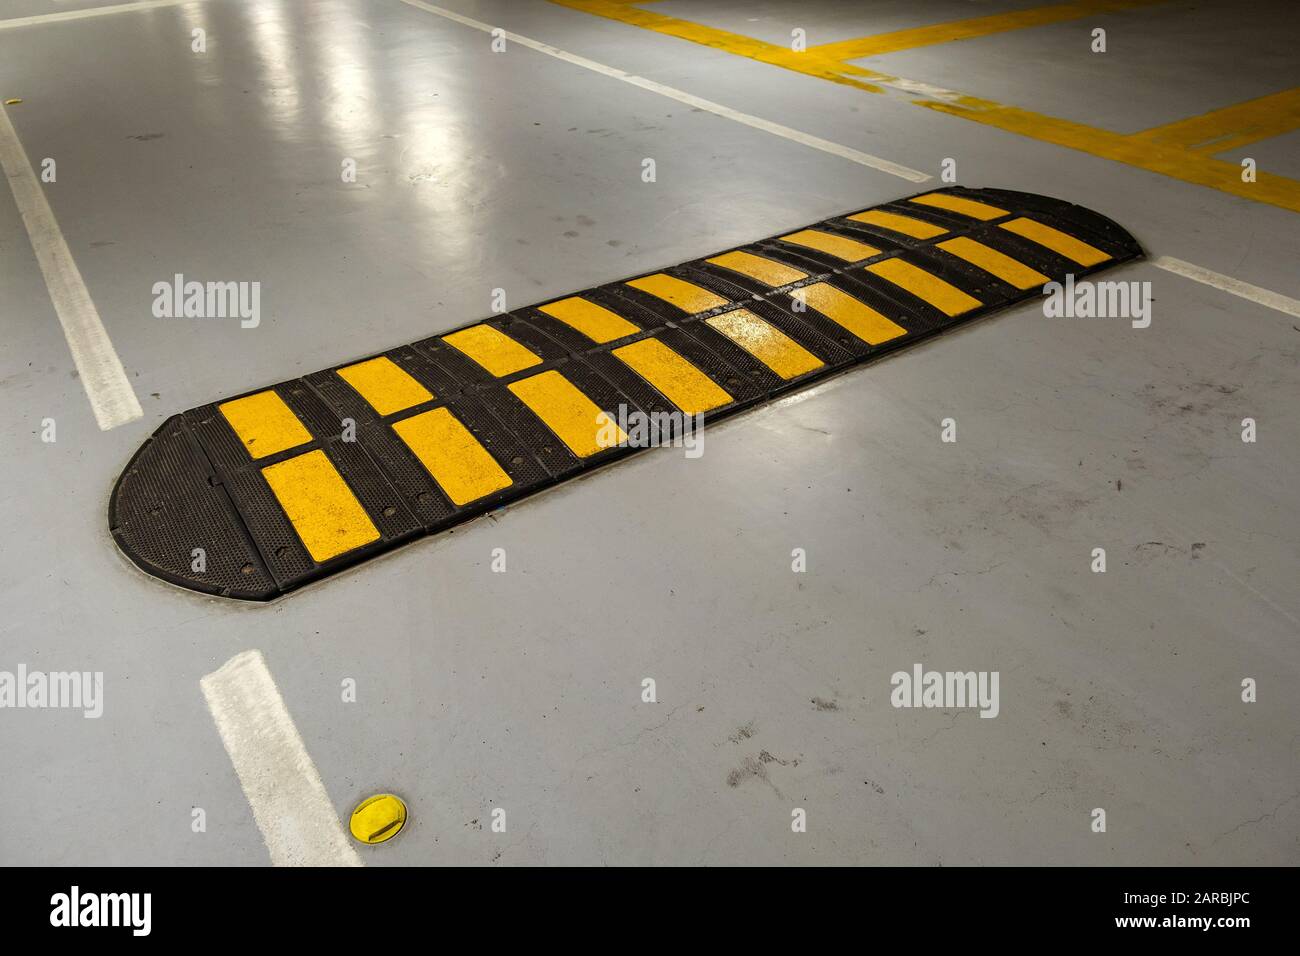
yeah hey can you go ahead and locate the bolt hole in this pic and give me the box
[510,456,523,465]
[382,506,397,518]
[240,563,255,575]
[274,547,289,558]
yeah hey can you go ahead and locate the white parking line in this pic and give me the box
[396,0,931,183]
[0,0,203,30]
[200,650,362,867]
[1152,256,1300,319]
[0,105,142,430]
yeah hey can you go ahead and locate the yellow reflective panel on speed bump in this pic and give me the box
[613,338,732,415]
[793,283,908,345]
[865,259,982,317]
[508,370,627,458]
[1000,217,1111,267]
[391,408,512,506]
[111,188,1141,600]
[626,274,729,314]
[218,390,312,460]
[336,356,433,415]
[778,229,880,263]
[537,296,639,344]
[706,309,823,380]
[705,250,807,286]
[908,192,1008,221]
[261,450,380,563]
[443,324,541,377]
[848,209,947,240]
[937,236,1049,290]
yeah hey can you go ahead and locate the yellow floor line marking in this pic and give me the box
[705,309,823,380]
[705,250,807,286]
[442,324,542,377]
[849,209,948,239]
[1130,87,1300,153]
[546,0,1300,214]
[866,258,982,316]
[508,369,627,458]
[808,0,1166,61]
[1000,217,1111,266]
[261,450,380,563]
[218,391,313,460]
[626,273,730,313]
[336,356,432,415]
[391,407,513,505]
[613,337,733,414]
[778,229,880,262]
[538,295,639,343]
[546,0,886,94]
[913,92,1300,213]
[792,283,908,345]
[400,0,928,181]
[909,192,1008,220]
[937,236,1050,290]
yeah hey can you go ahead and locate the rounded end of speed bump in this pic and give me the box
[349,793,408,845]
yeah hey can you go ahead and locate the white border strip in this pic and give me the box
[201,650,362,867]
[396,0,930,183]
[1153,256,1300,319]
[0,105,141,429]
[0,0,201,30]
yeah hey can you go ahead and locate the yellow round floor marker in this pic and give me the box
[349,793,407,845]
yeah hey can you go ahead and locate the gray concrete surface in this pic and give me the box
[0,0,1296,865]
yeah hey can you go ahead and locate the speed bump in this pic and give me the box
[109,187,1141,600]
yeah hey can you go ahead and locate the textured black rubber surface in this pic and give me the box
[109,188,1143,601]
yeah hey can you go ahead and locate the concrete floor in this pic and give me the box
[1,0,1297,865]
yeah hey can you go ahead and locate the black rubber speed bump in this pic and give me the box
[109,188,1142,600]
